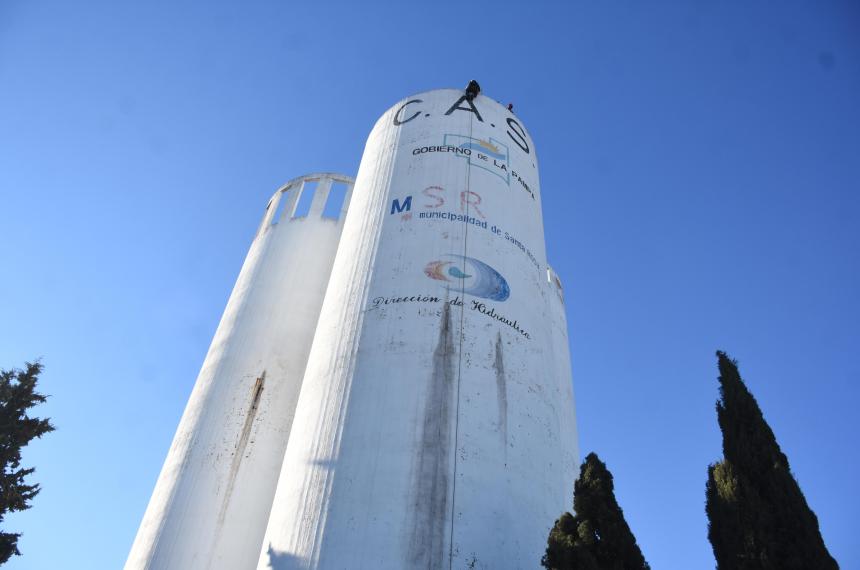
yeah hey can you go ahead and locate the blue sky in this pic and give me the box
[1,1,858,568]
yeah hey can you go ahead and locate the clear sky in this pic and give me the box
[1,1,858,568]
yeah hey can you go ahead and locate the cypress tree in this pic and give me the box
[0,362,55,564]
[543,452,649,570]
[706,351,838,570]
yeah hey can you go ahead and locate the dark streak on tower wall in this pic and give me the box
[409,303,456,568]
[493,333,508,446]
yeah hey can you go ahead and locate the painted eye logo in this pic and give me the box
[423,255,510,302]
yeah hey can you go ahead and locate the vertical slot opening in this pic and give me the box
[322,182,348,219]
[292,181,317,218]
[270,189,290,225]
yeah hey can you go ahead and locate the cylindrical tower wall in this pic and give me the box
[546,265,580,502]
[257,90,578,569]
[126,174,354,570]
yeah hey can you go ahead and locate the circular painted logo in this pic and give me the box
[423,255,510,301]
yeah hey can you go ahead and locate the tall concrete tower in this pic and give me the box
[128,88,577,570]
[256,88,578,569]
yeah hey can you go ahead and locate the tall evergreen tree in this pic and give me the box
[0,362,55,564]
[543,452,649,570]
[706,351,837,570]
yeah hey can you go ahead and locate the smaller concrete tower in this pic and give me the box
[126,174,354,570]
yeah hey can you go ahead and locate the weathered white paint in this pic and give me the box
[257,90,578,569]
[126,174,354,570]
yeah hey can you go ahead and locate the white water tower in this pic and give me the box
[257,89,578,569]
[128,88,578,570]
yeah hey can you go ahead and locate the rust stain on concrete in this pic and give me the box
[217,372,265,528]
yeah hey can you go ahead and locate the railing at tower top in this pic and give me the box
[547,265,565,304]
[258,173,355,236]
